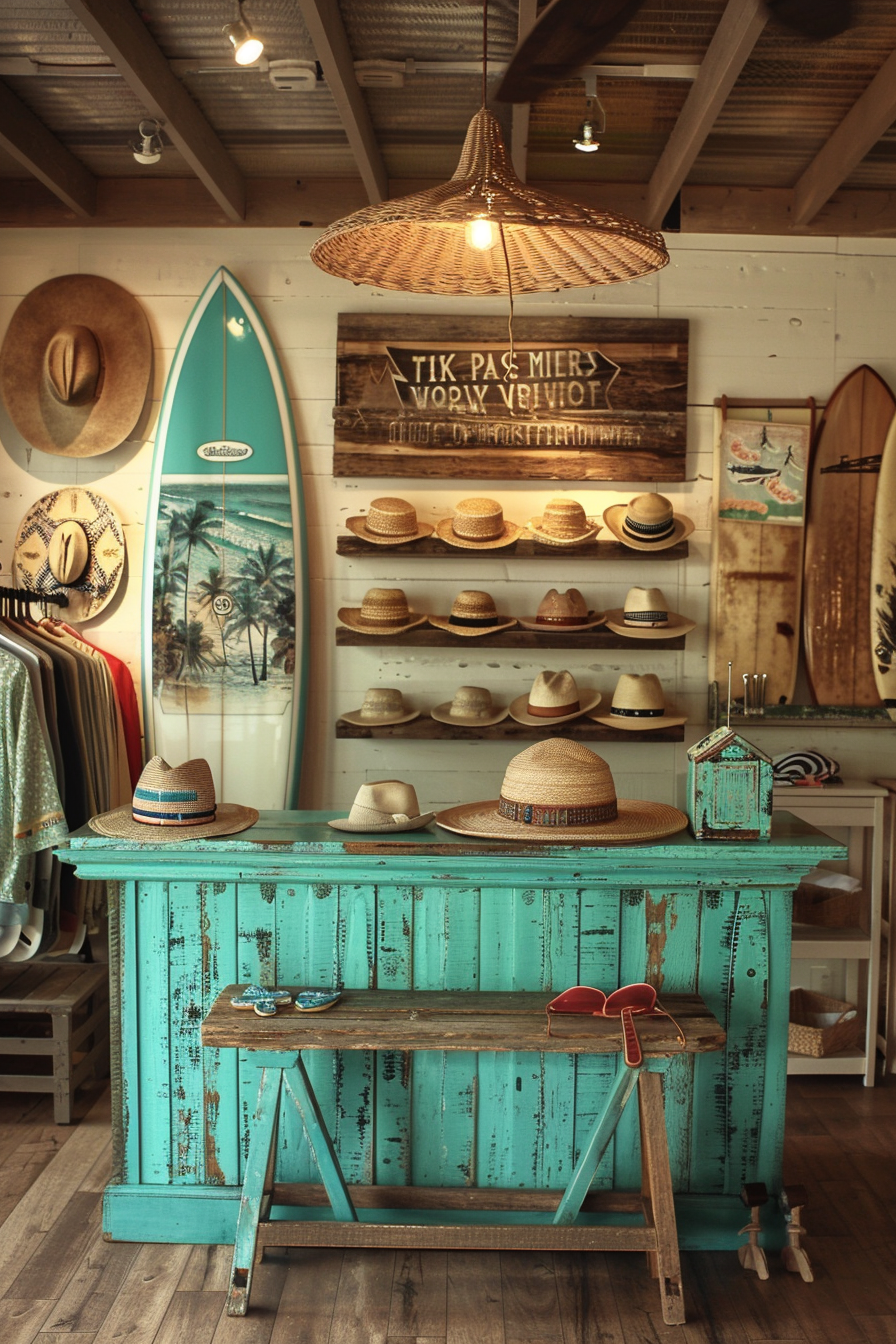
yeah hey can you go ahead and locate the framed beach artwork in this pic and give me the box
[718,419,811,524]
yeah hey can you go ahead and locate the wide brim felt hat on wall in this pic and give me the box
[328,779,435,832]
[344,496,434,545]
[435,497,523,549]
[13,486,126,622]
[89,756,258,841]
[602,493,695,551]
[589,673,687,730]
[0,274,152,458]
[604,586,696,639]
[435,739,689,844]
[509,669,601,725]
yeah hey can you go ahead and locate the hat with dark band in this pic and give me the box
[427,590,516,637]
[589,673,687,731]
[604,586,696,639]
[602,493,694,552]
[88,757,258,841]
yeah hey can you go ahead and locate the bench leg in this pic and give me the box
[552,1064,639,1225]
[51,1011,72,1125]
[282,1056,358,1224]
[226,1066,282,1317]
[638,1071,685,1326]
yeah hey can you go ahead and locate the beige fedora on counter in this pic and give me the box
[517,588,606,632]
[509,669,601,726]
[339,688,419,726]
[590,673,686,730]
[0,274,152,458]
[338,587,427,635]
[604,586,696,639]
[435,497,523,550]
[431,685,509,726]
[328,780,434,832]
[89,757,258,841]
[602,492,694,551]
[527,498,600,546]
[344,496,433,546]
[428,589,516,637]
[13,486,126,622]
[435,739,688,844]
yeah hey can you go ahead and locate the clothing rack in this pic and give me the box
[0,585,68,610]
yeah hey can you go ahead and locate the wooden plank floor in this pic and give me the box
[2,1074,896,1343]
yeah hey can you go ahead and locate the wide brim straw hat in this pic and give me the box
[517,587,606,632]
[435,497,523,550]
[602,494,695,551]
[339,688,420,726]
[590,673,687,731]
[428,590,517,637]
[509,670,601,726]
[435,739,689,844]
[344,496,434,546]
[89,756,258,841]
[0,274,152,458]
[338,587,428,635]
[604,587,696,639]
[13,486,126,622]
[328,779,435,832]
[526,499,601,547]
[430,686,509,726]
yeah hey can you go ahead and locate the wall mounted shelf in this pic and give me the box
[337,537,690,561]
[335,717,686,743]
[708,684,894,729]
[337,627,687,650]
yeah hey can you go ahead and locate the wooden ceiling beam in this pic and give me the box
[0,79,96,216]
[793,48,896,227]
[295,0,388,204]
[643,0,767,230]
[63,0,245,221]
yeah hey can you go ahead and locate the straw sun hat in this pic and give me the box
[338,688,419,726]
[517,588,606,632]
[13,486,126,621]
[89,757,258,841]
[430,685,509,726]
[604,586,696,639]
[337,587,427,635]
[590,673,687,730]
[328,780,434,832]
[435,497,523,549]
[509,670,601,726]
[602,493,694,551]
[526,498,600,546]
[427,589,516,636]
[435,739,689,844]
[344,496,433,546]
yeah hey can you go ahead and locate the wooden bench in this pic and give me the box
[202,987,726,1323]
[0,963,110,1123]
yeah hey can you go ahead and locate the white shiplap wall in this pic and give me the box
[1,227,894,812]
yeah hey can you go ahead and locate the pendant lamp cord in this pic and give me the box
[481,0,487,107]
[482,0,515,377]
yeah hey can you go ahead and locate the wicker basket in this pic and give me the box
[788,988,863,1057]
[793,882,865,928]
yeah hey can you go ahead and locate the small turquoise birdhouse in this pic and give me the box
[687,726,773,840]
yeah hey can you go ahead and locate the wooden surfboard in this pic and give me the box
[142,268,308,809]
[872,412,896,719]
[804,365,895,707]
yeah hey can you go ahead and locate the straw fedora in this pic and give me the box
[435,497,523,549]
[430,685,509,726]
[526,498,600,546]
[604,587,696,639]
[344,496,433,546]
[509,670,601,726]
[338,587,427,635]
[13,486,126,622]
[435,739,689,844]
[602,493,694,551]
[328,780,434,832]
[517,588,606,632]
[89,756,258,841]
[339,688,419,726]
[0,274,152,458]
[427,590,517,637]
[590,673,687,730]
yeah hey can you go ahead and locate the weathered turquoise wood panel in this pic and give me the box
[136,881,171,1185]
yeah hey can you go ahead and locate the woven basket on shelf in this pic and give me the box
[793,882,865,928]
[788,988,863,1057]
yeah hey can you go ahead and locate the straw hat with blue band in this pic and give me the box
[89,757,258,841]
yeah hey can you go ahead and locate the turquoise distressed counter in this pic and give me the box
[60,812,845,1250]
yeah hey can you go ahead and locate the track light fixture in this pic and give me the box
[223,3,264,66]
[131,119,163,165]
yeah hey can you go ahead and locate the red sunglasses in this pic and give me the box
[545,983,686,1067]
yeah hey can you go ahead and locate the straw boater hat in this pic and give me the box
[509,669,601,726]
[13,486,126,622]
[590,673,687,730]
[89,757,258,841]
[526,498,600,547]
[435,497,523,550]
[604,586,696,639]
[344,496,433,546]
[328,780,434,832]
[338,587,427,635]
[339,688,419,726]
[427,589,516,637]
[0,274,152,458]
[517,588,606,633]
[602,493,694,551]
[435,739,689,844]
[430,685,509,726]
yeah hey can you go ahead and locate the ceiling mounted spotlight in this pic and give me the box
[573,72,606,154]
[131,119,163,165]
[223,4,264,66]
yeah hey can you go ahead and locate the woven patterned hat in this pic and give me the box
[527,498,600,547]
[602,493,694,551]
[328,780,434,832]
[590,673,687,731]
[435,739,688,843]
[509,669,601,726]
[345,497,433,546]
[13,486,126,622]
[427,590,517,637]
[604,587,696,639]
[431,685,509,726]
[338,587,427,635]
[88,756,258,840]
[517,588,606,632]
[339,688,419,727]
[435,497,522,550]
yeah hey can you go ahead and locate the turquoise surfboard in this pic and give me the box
[142,268,308,809]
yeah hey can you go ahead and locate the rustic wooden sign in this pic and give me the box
[333,314,689,480]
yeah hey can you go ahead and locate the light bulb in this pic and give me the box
[573,122,600,153]
[223,19,264,66]
[465,218,497,251]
